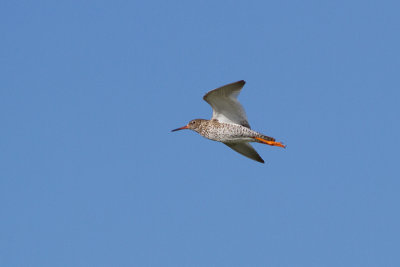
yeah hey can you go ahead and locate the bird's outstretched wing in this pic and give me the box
[203,80,250,128]
[224,143,264,163]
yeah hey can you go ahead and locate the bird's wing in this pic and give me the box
[203,80,250,128]
[224,143,264,163]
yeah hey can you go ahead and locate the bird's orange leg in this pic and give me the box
[254,137,286,148]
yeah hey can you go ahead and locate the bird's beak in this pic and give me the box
[171,125,189,132]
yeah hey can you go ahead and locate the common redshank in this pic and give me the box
[172,80,285,163]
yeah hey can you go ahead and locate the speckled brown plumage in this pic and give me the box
[190,119,275,143]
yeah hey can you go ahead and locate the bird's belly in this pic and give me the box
[203,128,254,143]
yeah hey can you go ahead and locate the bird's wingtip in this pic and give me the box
[255,155,265,163]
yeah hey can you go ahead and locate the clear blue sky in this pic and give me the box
[1,0,399,266]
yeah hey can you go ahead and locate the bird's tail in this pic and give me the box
[254,135,286,148]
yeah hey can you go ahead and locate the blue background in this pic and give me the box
[1,0,399,266]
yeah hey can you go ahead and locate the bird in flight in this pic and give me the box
[172,80,285,163]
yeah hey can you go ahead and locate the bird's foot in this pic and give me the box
[254,137,286,148]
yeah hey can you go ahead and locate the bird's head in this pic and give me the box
[171,119,205,133]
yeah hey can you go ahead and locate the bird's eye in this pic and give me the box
[191,121,195,124]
